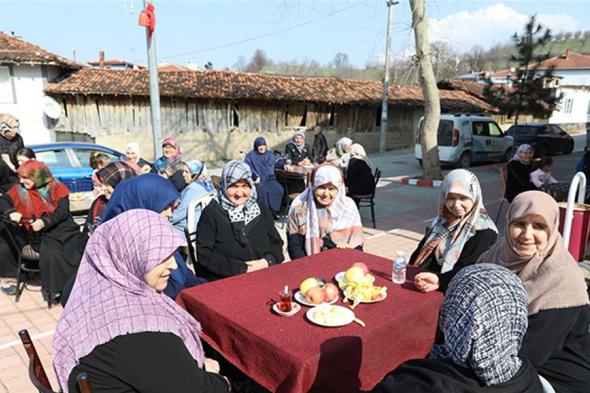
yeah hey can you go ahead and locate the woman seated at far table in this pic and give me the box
[411,169,497,293]
[287,164,363,260]
[284,130,311,166]
[245,137,284,214]
[196,160,284,281]
[371,264,544,393]
[345,143,374,201]
[53,210,231,393]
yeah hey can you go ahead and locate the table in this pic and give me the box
[177,249,443,393]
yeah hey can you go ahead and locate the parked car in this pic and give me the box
[30,143,126,192]
[415,113,513,168]
[505,122,574,157]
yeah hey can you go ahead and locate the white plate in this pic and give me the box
[306,305,355,327]
[294,290,338,307]
[335,272,387,303]
[272,302,301,317]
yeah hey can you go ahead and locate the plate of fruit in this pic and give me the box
[335,263,388,308]
[306,305,355,327]
[295,277,339,307]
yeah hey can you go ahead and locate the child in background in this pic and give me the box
[530,157,558,189]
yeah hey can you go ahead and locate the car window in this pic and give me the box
[73,149,121,168]
[549,125,564,135]
[537,126,549,134]
[34,149,73,167]
[488,122,503,137]
[511,126,536,137]
[436,120,454,146]
[472,121,489,137]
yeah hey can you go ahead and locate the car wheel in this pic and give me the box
[457,152,471,168]
[417,159,423,167]
[502,147,513,162]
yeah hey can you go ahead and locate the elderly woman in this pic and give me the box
[171,160,213,236]
[335,136,353,168]
[0,113,24,171]
[125,142,152,173]
[478,191,590,393]
[153,137,183,177]
[53,210,230,393]
[410,169,498,292]
[245,137,284,214]
[505,144,536,202]
[196,160,284,280]
[371,264,543,393]
[284,130,311,166]
[5,160,86,298]
[287,164,363,259]
[345,143,374,201]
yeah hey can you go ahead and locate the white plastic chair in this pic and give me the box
[185,191,216,267]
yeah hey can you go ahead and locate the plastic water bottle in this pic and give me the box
[392,251,407,284]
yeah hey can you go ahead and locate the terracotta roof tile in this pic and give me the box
[0,31,79,68]
[536,50,590,70]
[45,68,495,112]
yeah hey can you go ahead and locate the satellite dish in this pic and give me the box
[43,96,62,120]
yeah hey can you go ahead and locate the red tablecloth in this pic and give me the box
[177,249,443,393]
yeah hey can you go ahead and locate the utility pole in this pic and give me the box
[379,0,398,154]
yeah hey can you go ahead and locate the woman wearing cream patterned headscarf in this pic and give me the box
[0,113,24,171]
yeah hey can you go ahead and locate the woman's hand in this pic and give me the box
[414,272,440,293]
[245,258,269,272]
[9,212,22,223]
[336,242,352,249]
[30,219,45,232]
[203,358,220,374]
[141,165,151,174]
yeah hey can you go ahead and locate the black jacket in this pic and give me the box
[409,229,497,292]
[370,357,543,393]
[284,141,311,164]
[345,158,374,196]
[311,133,328,164]
[520,305,590,393]
[69,332,230,393]
[196,200,284,280]
[505,160,535,202]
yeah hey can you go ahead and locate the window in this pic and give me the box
[73,149,121,168]
[564,98,574,114]
[488,122,503,137]
[472,122,489,136]
[586,99,590,115]
[436,120,454,146]
[0,66,15,104]
[35,149,72,167]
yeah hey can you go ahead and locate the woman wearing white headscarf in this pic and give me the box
[478,191,590,392]
[505,144,535,202]
[124,142,152,174]
[371,264,544,393]
[345,143,375,202]
[335,137,353,168]
[284,130,311,166]
[287,164,363,259]
[410,169,498,292]
[196,160,284,280]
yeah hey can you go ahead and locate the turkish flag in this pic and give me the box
[139,3,156,37]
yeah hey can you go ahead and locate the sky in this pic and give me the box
[1,0,589,70]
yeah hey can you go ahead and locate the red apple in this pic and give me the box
[305,286,326,304]
[323,283,339,302]
[352,262,369,275]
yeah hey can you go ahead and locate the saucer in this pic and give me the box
[272,302,301,317]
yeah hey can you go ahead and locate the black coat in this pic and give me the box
[311,133,328,164]
[195,200,284,280]
[370,357,543,393]
[345,157,374,197]
[409,229,497,292]
[284,142,311,164]
[69,332,230,393]
[505,160,535,202]
[520,305,590,393]
[0,133,24,169]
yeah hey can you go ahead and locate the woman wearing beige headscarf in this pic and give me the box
[477,190,590,393]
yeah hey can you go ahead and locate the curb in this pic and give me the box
[397,177,442,188]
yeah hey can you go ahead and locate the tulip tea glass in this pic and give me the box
[278,288,293,312]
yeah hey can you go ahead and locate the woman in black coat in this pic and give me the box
[410,169,497,292]
[505,144,536,202]
[196,160,284,281]
[345,143,375,201]
[284,130,311,165]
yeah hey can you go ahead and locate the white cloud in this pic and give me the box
[429,3,579,52]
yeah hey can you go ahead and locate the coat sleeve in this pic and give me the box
[41,197,71,230]
[287,233,307,260]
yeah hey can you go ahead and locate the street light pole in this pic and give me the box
[142,0,162,160]
[379,0,398,154]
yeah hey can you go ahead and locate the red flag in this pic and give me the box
[138,3,156,37]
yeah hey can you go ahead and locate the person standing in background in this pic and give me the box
[0,114,24,171]
[311,126,328,164]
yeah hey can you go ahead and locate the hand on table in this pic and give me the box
[9,212,22,223]
[245,258,269,272]
[336,242,352,249]
[298,158,311,167]
[203,358,220,374]
[414,272,439,293]
[30,219,45,232]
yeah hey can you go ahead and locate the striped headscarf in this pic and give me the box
[96,161,136,189]
[430,264,528,386]
[217,160,260,225]
[52,209,203,392]
[413,169,497,273]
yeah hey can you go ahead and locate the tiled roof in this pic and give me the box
[45,68,495,112]
[536,50,590,70]
[438,79,513,100]
[88,59,144,69]
[0,31,79,68]
[158,64,191,72]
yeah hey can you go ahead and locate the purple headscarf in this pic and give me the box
[52,209,204,391]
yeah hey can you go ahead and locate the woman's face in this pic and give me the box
[257,144,267,154]
[17,155,30,166]
[294,135,304,145]
[20,177,35,190]
[160,204,175,218]
[509,214,550,256]
[102,184,115,200]
[162,144,176,158]
[226,179,251,205]
[314,182,339,207]
[521,149,533,163]
[445,192,474,219]
[144,254,177,292]
[182,165,192,185]
[126,148,138,162]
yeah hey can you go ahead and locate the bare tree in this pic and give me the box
[330,52,350,69]
[245,49,272,72]
[232,55,247,72]
[410,0,442,179]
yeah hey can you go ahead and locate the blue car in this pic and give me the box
[30,143,126,192]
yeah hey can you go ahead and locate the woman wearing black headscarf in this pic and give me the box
[245,137,284,214]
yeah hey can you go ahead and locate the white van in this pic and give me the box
[414,114,513,168]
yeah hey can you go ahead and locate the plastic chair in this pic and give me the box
[350,167,381,228]
[494,165,508,224]
[184,192,216,268]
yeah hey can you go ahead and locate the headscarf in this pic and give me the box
[169,169,188,192]
[101,174,179,223]
[187,160,214,192]
[244,137,276,181]
[292,130,306,153]
[288,164,363,255]
[187,160,204,178]
[335,137,353,156]
[96,161,136,189]
[413,169,497,273]
[477,190,589,315]
[217,160,260,225]
[430,264,528,386]
[7,160,69,223]
[0,113,19,135]
[512,144,534,164]
[349,143,372,167]
[126,142,141,161]
[154,137,182,174]
[52,210,204,392]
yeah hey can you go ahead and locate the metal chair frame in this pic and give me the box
[349,167,381,229]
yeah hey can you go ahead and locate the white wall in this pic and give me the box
[0,64,63,145]
[549,86,590,125]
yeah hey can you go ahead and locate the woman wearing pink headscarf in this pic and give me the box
[153,136,183,178]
